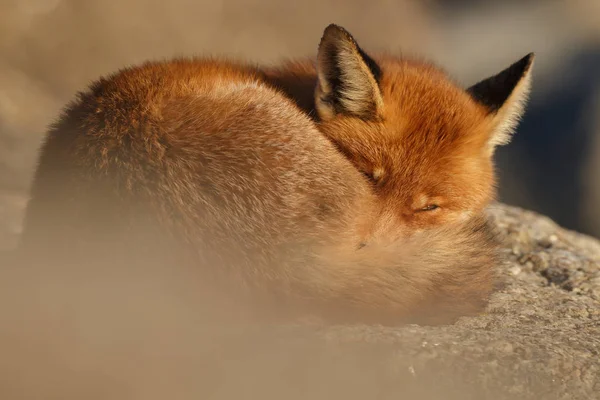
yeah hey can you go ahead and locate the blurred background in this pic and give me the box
[1,0,599,250]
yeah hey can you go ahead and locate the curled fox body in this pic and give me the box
[16,25,533,325]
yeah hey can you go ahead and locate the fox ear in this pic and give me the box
[315,24,384,121]
[467,53,534,152]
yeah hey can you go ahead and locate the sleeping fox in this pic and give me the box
[265,24,534,232]
[15,24,533,325]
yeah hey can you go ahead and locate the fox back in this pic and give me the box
[19,58,372,278]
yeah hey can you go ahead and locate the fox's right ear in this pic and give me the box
[467,53,535,153]
[315,24,384,121]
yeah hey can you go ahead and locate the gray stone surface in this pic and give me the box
[0,201,599,399]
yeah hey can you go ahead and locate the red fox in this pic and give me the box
[14,24,533,325]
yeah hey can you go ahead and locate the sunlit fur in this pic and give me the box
[13,55,503,326]
[15,23,534,326]
[265,24,534,235]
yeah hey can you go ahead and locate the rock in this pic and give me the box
[0,201,598,399]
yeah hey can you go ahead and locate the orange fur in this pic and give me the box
[265,24,534,236]
[15,24,534,325]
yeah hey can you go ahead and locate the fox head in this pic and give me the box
[314,24,534,231]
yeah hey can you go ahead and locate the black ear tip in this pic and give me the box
[519,52,535,72]
[322,23,351,40]
[324,23,344,32]
[497,52,534,81]
[466,52,536,112]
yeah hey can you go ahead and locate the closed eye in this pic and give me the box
[418,204,439,212]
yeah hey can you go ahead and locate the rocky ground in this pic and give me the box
[0,199,599,399]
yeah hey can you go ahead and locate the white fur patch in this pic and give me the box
[372,167,385,181]
[488,61,534,151]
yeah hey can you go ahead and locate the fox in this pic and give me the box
[12,24,533,326]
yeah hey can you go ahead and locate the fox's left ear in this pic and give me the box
[467,53,535,153]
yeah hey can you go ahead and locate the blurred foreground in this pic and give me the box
[1,204,599,399]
